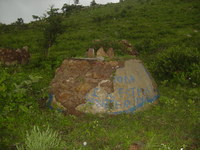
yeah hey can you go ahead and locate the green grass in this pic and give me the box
[59,86,199,150]
[0,0,200,149]
[1,61,199,149]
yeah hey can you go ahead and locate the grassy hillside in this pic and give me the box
[1,0,200,56]
[0,0,200,149]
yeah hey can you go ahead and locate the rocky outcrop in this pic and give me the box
[0,46,30,65]
[49,58,159,115]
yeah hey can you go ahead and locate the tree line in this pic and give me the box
[0,0,99,57]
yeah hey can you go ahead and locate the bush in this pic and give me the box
[0,67,44,148]
[16,126,65,150]
[150,45,200,85]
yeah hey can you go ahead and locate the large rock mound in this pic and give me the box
[50,59,159,114]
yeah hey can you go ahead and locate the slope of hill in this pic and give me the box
[0,0,200,56]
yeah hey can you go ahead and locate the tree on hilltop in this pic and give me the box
[61,3,83,15]
[74,0,79,5]
[46,5,59,16]
[90,0,97,6]
[32,15,40,21]
[43,5,63,57]
[13,18,24,25]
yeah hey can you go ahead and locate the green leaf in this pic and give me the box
[19,105,29,113]
[0,84,6,92]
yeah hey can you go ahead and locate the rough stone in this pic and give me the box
[129,142,144,150]
[49,59,159,115]
[0,47,30,65]
[121,39,132,47]
[120,40,139,56]
[87,48,95,58]
[50,59,123,114]
[106,48,115,58]
[96,47,108,58]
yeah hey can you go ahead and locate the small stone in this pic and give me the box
[107,48,115,58]
[83,142,87,146]
[87,48,95,58]
[0,47,30,65]
[121,39,132,47]
[96,47,108,58]
[22,46,29,51]
[129,142,144,150]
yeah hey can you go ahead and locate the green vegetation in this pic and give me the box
[16,126,66,150]
[0,0,199,149]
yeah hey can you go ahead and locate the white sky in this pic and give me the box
[0,0,119,24]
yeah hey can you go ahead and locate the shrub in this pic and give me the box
[16,126,65,150]
[0,68,45,148]
[150,45,200,85]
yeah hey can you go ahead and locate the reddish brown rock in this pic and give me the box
[129,142,144,150]
[121,39,132,47]
[50,59,123,114]
[0,46,30,65]
[120,40,139,56]
[107,48,115,58]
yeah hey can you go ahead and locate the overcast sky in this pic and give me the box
[0,0,119,24]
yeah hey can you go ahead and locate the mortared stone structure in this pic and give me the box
[49,59,159,114]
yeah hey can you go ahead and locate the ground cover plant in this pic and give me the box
[0,0,199,149]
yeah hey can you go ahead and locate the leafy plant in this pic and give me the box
[16,126,65,150]
[43,6,63,57]
[150,45,200,85]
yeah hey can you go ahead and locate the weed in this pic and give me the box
[16,126,66,150]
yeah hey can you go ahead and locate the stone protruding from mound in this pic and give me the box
[0,46,30,65]
[86,47,115,59]
[50,59,159,114]
[87,48,95,58]
[107,48,114,58]
[96,47,108,58]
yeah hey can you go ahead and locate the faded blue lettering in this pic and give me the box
[124,100,131,108]
[117,76,123,83]
[91,88,99,97]
[136,97,145,104]
[114,75,135,84]
[115,101,122,109]
[137,88,142,96]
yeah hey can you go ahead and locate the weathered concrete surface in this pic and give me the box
[49,59,159,114]
[77,59,159,114]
